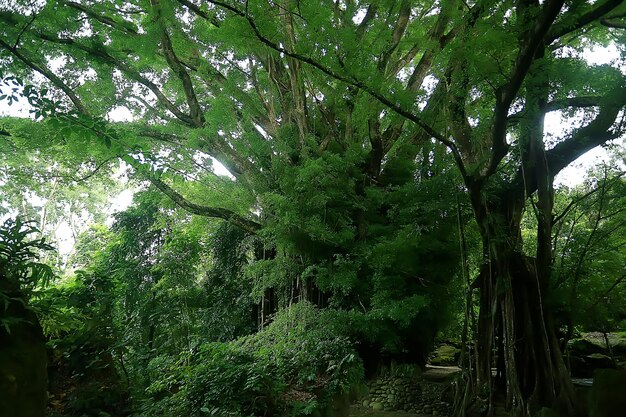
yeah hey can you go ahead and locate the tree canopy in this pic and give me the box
[1,0,626,416]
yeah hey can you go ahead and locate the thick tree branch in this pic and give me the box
[389,44,420,78]
[151,0,205,127]
[545,92,625,180]
[279,0,309,147]
[148,175,261,234]
[507,85,625,197]
[601,18,626,29]
[508,95,603,124]
[378,1,411,73]
[180,4,434,132]
[186,0,469,179]
[546,0,623,44]
[355,4,377,39]
[404,1,456,92]
[487,0,566,179]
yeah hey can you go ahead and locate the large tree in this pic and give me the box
[1,0,625,415]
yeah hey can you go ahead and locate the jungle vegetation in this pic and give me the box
[0,0,625,416]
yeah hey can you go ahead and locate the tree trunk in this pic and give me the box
[0,280,47,417]
[468,190,583,417]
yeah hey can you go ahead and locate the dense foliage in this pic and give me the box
[140,302,363,417]
[1,0,625,416]
[0,218,52,417]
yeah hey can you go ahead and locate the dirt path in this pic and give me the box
[421,365,461,382]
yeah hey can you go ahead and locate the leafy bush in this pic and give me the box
[0,217,54,301]
[141,302,363,417]
[241,302,362,394]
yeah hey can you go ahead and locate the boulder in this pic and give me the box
[609,333,626,356]
[371,402,384,411]
[569,355,593,377]
[569,339,617,376]
[585,353,615,370]
[569,336,607,357]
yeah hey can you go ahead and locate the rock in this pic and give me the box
[432,411,438,416]
[569,336,607,356]
[362,400,370,407]
[611,334,626,356]
[371,402,384,411]
[569,355,593,377]
[585,353,615,369]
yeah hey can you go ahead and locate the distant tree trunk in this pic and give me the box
[0,279,47,417]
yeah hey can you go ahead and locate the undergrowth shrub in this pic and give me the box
[140,302,363,417]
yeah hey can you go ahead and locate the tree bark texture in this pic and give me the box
[0,279,47,417]
[468,188,582,417]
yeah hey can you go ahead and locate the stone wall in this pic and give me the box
[361,376,452,416]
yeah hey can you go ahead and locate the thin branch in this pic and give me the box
[553,171,626,224]
[175,0,221,27]
[35,32,195,126]
[12,13,37,49]
[586,271,626,311]
[55,157,117,183]
[0,38,87,113]
[64,1,139,35]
